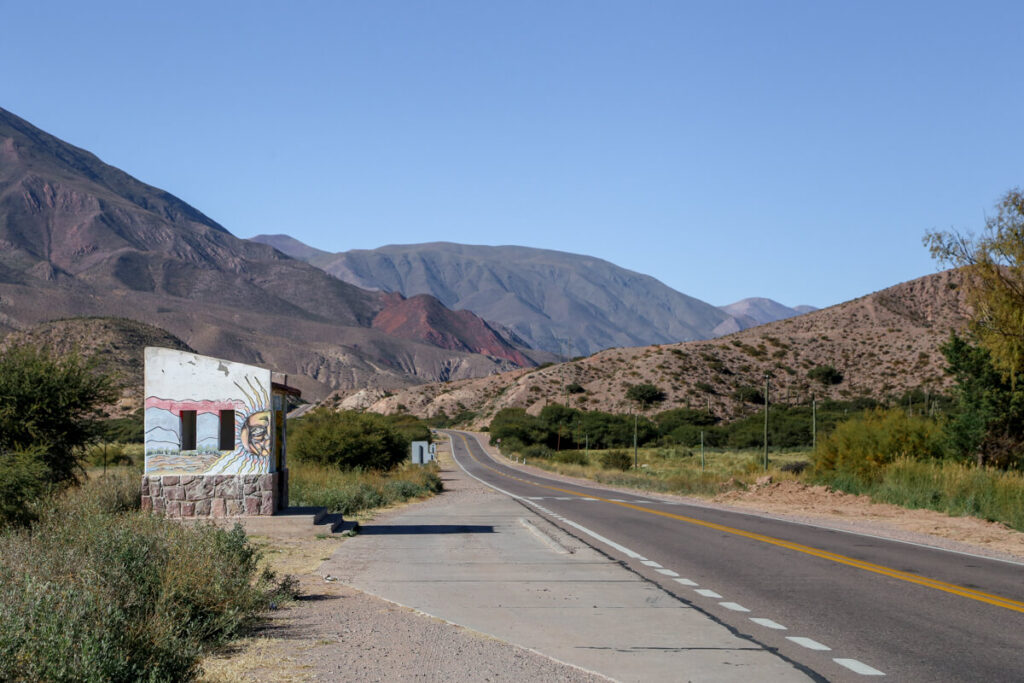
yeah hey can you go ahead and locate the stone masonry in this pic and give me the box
[140,471,286,518]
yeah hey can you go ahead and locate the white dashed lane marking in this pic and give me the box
[749,617,787,630]
[453,434,887,677]
[719,602,750,612]
[787,637,831,651]
[834,659,886,676]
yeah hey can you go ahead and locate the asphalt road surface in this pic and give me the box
[445,430,1024,682]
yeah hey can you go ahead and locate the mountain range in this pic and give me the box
[0,105,821,406]
[0,107,537,399]
[251,235,815,356]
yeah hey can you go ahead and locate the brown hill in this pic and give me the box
[0,107,533,399]
[356,269,970,424]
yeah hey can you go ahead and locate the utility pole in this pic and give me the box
[812,396,817,452]
[700,430,705,474]
[633,411,639,470]
[763,373,770,471]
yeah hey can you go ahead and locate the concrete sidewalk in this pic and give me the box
[319,458,810,682]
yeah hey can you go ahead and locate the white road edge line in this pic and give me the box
[641,560,662,567]
[834,658,886,676]
[749,617,787,630]
[448,434,649,562]
[656,569,679,577]
[787,637,831,651]
[448,432,888,678]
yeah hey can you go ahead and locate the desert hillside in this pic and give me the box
[347,269,968,424]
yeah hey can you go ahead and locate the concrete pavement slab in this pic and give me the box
[320,461,812,682]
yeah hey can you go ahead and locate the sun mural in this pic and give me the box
[145,376,273,475]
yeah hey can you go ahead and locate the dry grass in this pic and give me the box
[519,446,811,496]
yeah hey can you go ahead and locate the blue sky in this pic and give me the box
[2,1,1021,308]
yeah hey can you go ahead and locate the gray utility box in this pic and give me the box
[411,440,430,464]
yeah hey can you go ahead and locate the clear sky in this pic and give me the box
[2,1,1021,308]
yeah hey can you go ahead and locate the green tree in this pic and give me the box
[488,408,549,448]
[288,409,408,470]
[0,344,116,485]
[925,188,1024,380]
[940,333,1024,468]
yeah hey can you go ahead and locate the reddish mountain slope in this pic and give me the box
[373,294,533,367]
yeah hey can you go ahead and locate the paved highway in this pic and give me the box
[445,430,1024,682]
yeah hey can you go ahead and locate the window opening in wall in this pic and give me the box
[181,410,197,451]
[219,409,235,450]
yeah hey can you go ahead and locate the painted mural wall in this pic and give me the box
[144,348,275,476]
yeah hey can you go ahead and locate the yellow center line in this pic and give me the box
[453,432,1024,614]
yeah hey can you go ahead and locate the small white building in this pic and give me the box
[141,347,299,517]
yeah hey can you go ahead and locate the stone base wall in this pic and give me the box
[141,470,287,517]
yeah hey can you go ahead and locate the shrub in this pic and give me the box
[626,383,667,409]
[522,444,554,460]
[489,408,548,447]
[288,409,407,470]
[96,409,144,443]
[0,480,295,681]
[383,414,431,444]
[600,449,633,471]
[554,450,589,466]
[808,364,844,385]
[290,461,442,515]
[731,385,765,404]
[566,382,586,394]
[83,443,137,468]
[496,436,526,457]
[0,448,51,528]
[0,345,117,486]
[813,408,945,484]
[780,461,810,475]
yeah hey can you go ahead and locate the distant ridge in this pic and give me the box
[252,235,815,356]
[718,298,816,326]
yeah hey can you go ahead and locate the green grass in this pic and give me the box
[289,461,443,516]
